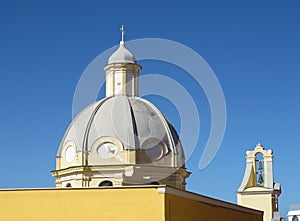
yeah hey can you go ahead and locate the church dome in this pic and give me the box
[52,26,189,189]
[108,42,136,64]
[57,95,184,167]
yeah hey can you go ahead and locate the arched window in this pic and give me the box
[255,153,264,186]
[65,183,72,188]
[292,215,299,221]
[99,180,113,187]
[150,182,160,185]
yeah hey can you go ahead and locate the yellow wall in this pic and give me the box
[166,193,263,221]
[237,192,272,221]
[0,186,263,221]
[0,187,165,221]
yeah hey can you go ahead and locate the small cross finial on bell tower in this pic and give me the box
[120,25,125,44]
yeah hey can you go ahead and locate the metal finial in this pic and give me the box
[120,25,125,42]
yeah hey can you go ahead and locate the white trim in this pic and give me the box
[157,187,166,194]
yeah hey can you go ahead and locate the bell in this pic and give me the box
[258,161,263,170]
[258,174,264,184]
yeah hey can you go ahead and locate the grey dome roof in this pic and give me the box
[108,42,136,64]
[58,96,184,166]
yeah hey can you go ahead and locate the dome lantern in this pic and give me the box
[104,25,142,97]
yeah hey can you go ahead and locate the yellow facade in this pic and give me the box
[237,188,273,221]
[165,194,263,221]
[0,186,262,221]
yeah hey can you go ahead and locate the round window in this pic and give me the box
[65,146,75,162]
[143,142,164,161]
[97,143,118,158]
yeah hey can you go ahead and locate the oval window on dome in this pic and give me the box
[97,142,118,159]
[65,145,75,162]
[142,141,165,161]
[145,144,163,160]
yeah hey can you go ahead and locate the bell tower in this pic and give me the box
[237,143,281,221]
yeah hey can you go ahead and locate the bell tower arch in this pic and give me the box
[237,143,281,221]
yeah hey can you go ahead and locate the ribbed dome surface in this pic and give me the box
[57,95,184,166]
[52,28,189,189]
[108,43,136,64]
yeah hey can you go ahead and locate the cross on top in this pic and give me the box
[120,25,125,42]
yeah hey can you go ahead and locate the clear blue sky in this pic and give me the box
[0,0,299,217]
